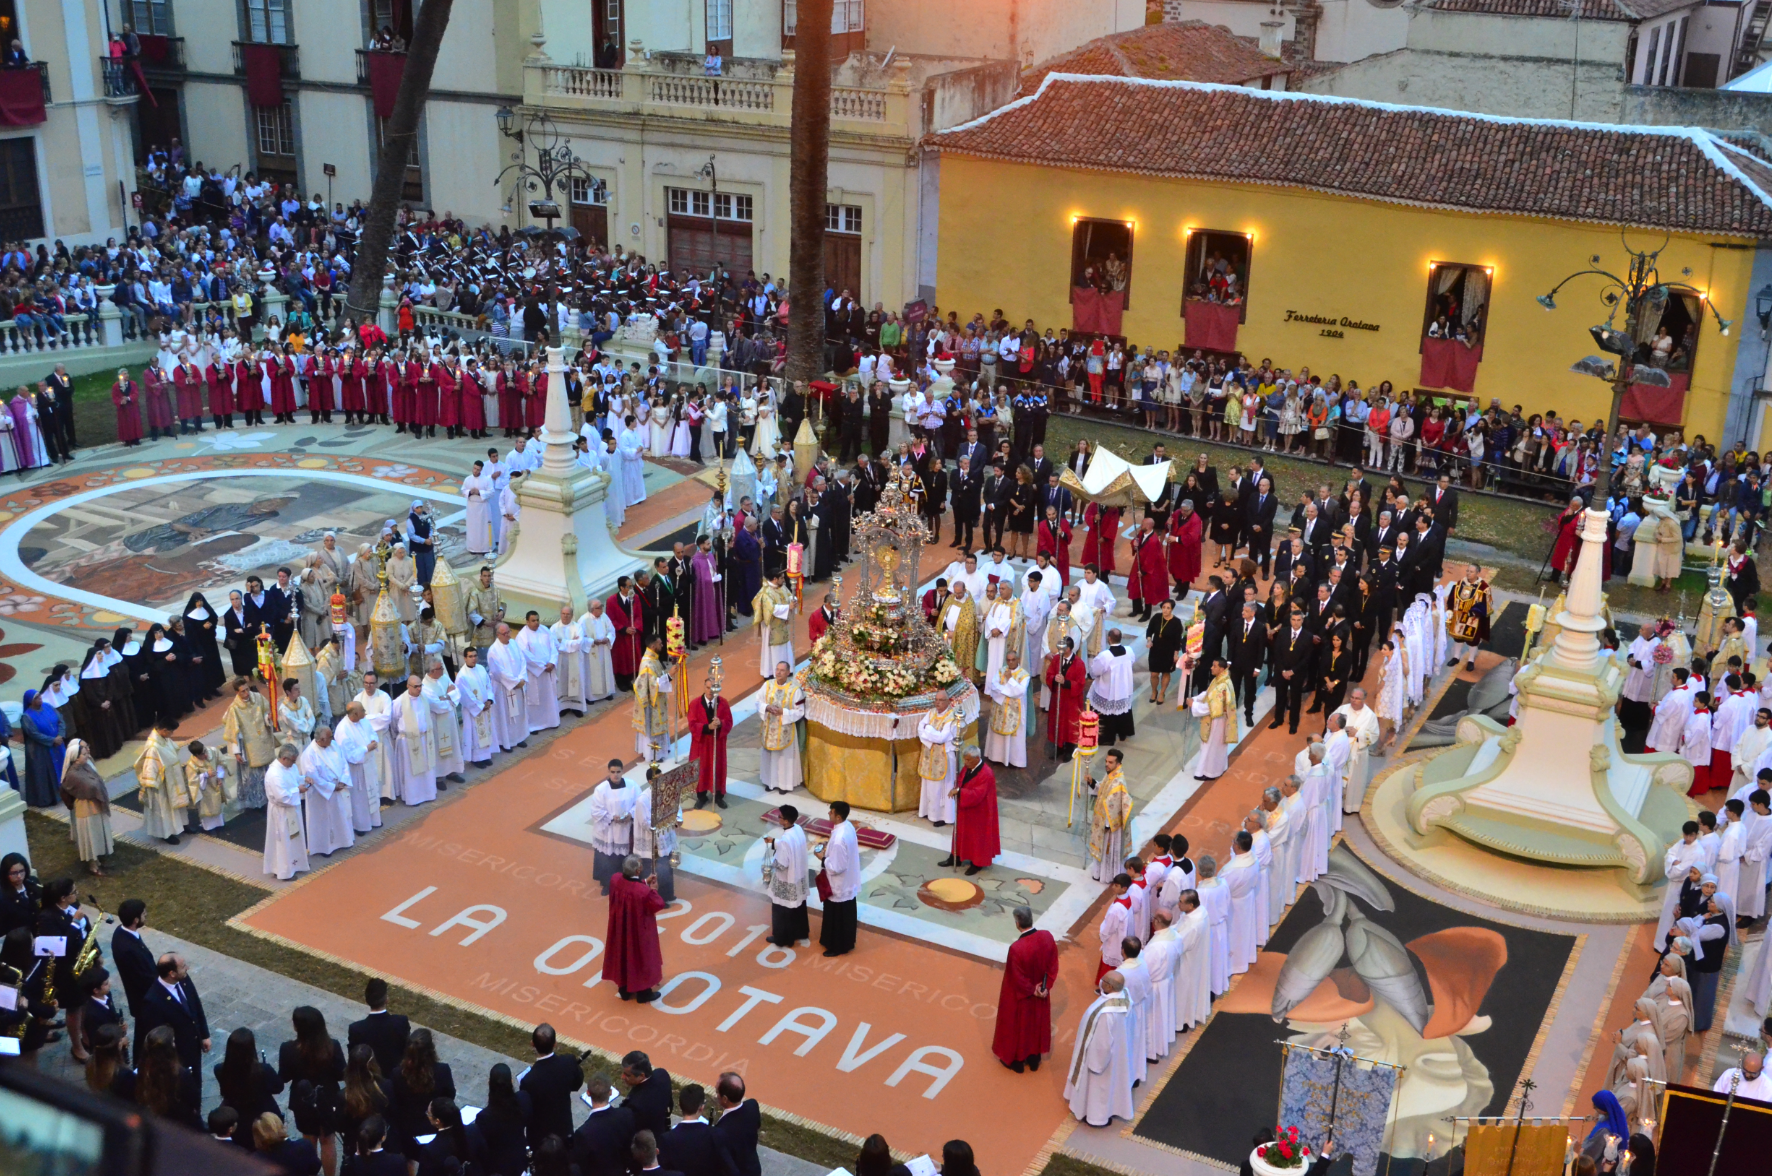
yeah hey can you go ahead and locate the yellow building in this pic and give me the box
[927,76,1772,447]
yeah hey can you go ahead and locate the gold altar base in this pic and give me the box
[804,721,979,813]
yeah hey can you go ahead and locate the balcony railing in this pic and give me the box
[232,40,300,80]
[100,58,134,99]
[533,63,901,130]
[355,47,406,86]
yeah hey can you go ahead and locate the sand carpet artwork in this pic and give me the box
[1131,844,1578,1168]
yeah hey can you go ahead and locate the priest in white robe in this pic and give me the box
[550,605,590,716]
[1112,941,1151,1082]
[389,675,439,806]
[1064,973,1135,1127]
[1142,915,1179,1056]
[352,673,394,802]
[1733,710,1772,796]
[1087,629,1138,746]
[1173,892,1213,1031]
[1299,754,1332,883]
[917,693,962,825]
[579,599,618,702]
[1330,689,1382,820]
[1196,855,1232,996]
[981,584,1020,685]
[298,727,355,856]
[1740,791,1772,921]
[1020,576,1054,686]
[422,660,465,782]
[589,761,636,894]
[462,462,496,555]
[455,647,496,768]
[1245,812,1275,946]
[984,652,1032,768]
[1322,715,1352,821]
[333,704,382,833]
[1099,883,1131,978]
[485,624,532,750]
[515,612,562,732]
[1649,672,1698,752]
[263,745,311,881]
[758,663,805,792]
[497,475,522,557]
[1223,832,1262,973]
[617,417,648,506]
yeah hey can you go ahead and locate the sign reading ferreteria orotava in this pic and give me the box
[1284,309,1381,339]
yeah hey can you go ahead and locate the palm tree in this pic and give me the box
[345,0,457,325]
[785,0,834,385]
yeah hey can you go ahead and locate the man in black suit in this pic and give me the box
[1413,514,1446,589]
[1041,471,1072,522]
[1194,575,1231,691]
[110,898,157,1020]
[919,462,948,545]
[1026,443,1055,487]
[1271,607,1316,735]
[570,1074,638,1176]
[1272,534,1310,588]
[1298,503,1332,571]
[1368,510,1397,570]
[712,1073,761,1176]
[263,566,297,650]
[1245,476,1278,575]
[520,1022,586,1149]
[1306,582,1338,637]
[347,978,410,1078]
[632,1130,685,1176]
[1429,473,1459,534]
[1226,602,1266,725]
[761,505,786,576]
[135,952,210,1069]
[659,1085,737,1176]
[949,457,982,552]
[954,428,988,476]
[1144,444,1173,529]
[622,1050,675,1142]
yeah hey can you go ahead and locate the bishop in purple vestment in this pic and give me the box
[690,536,725,644]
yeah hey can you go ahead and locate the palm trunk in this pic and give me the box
[785,0,833,385]
[345,0,456,323]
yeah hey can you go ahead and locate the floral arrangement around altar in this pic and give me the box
[809,629,962,703]
[1256,1126,1309,1170]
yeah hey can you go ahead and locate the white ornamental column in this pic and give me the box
[498,345,642,615]
[1547,507,1610,675]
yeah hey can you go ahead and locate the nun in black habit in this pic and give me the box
[142,623,193,726]
[182,592,228,701]
[73,643,126,760]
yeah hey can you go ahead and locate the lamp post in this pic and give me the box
[1536,232,1732,507]
[494,107,604,348]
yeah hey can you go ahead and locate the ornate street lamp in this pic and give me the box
[492,108,603,344]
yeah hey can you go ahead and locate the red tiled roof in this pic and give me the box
[929,75,1772,237]
[1020,21,1289,96]
[1425,0,1694,21]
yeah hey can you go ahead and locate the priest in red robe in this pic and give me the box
[602,856,666,1002]
[1037,509,1072,586]
[942,746,1000,873]
[992,906,1058,1072]
[1045,638,1087,761]
[206,357,235,428]
[172,358,205,432]
[111,368,143,446]
[1167,500,1203,597]
[1082,503,1121,576]
[436,360,461,440]
[606,579,647,691]
[808,594,838,644]
[460,360,487,439]
[1129,516,1169,621]
[687,679,733,808]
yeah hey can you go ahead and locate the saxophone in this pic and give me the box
[71,907,104,982]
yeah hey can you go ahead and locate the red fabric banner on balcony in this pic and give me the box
[366,51,406,120]
[0,68,45,127]
[129,59,158,107]
[1419,336,1483,393]
[1071,287,1123,336]
[1621,371,1689,425]
[1184,300,1240,352]
[241,43,284,108]
[137,34,171,64]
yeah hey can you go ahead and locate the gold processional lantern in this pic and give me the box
[429,556,470,651]
[281,629,316,704]
[370,565,405,682]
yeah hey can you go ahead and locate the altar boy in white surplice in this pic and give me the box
[516,612,562,732]
[551,604,590,716]
[485,624,531,750]
[422,659,465,782]
[332,703,383,833]
[579,599,618,702]
[1064,973,1134,1127]
[263,745,311,881]
[984,651,1031,768]
[454,646,496,768]
[298,726,355,856]
[389,674,438,805]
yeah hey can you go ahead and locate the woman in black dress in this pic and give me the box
[1313,631,1351,720]
[142,623,191,726]
[182,592,228,701]
[338,1043,394,1161]
[1145,599,1184,705]
[1006,465,1037,558]
[1175,471,1207,518]
[1209,490,1240,568]
[278,1006,347,1176]
[123,1025,203,1129]
[389,1029,456,1163]
[475,1062,533,1176]
[216,1027,285,1145]
[416,1098,488,1176]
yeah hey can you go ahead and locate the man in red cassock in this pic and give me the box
[688,679,733,808]
[602,856,666,1002]
[808,593,838,644]
[1082,503,1121,576]
[992,906,1058,1072]
[460,360,487,439]
[206,356,234,429]
[415,356,439,437]
[1130,516,1169,622]
[606,577,647,691]
[172,357,204,433]
[1046,637,1087,761]
[1168,500,1204,597]
[308,351,334,423]
[437,359,461,440]
[942,746,1000,874]
[111,368,144,446]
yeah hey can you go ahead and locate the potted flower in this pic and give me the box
[1249,1126,1311,1176]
